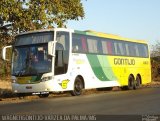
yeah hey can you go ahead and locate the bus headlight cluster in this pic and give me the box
[12,79,17,83]
[40,76,52,82]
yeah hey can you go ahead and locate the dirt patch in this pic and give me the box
[142,81,160,88]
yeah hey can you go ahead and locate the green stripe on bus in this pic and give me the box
[97,55,117,81]
[74,30,87,35]
[87,54,109,81]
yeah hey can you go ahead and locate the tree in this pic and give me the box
[0,0,85,44]
[150,41,160,57]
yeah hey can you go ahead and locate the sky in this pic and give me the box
[67,0,160,46]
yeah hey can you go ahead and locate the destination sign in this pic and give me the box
[15,32,54,46]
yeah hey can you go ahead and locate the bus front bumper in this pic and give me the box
[12,81,55,94]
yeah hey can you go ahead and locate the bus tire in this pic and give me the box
[96,87,113,91]
[134,76,141,89]
[128,75,134,90]
[38,94,49,98]
[17,93,26,99]
[71,77,83,96]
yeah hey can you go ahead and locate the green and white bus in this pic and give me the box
[2,28,151,97]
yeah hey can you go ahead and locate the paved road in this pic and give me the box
[0,87,160,116]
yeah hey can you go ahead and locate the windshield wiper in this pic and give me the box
[15,69,25,77]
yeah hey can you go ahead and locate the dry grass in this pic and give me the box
[0,80,14,100]
[142,81,160,88]
[0,80,12,90]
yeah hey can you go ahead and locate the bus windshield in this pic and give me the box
[12,44,52,76]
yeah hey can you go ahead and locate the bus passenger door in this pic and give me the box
[54,32,70,75]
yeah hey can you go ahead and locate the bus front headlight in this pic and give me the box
[40,76,52,82]
[12,79,17,83]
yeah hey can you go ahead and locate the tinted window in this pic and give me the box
[138,44,148,57]
[101,39,114,55]
[128,43,136,56]
[87,37,98,53]
[72,33,148,58]
[72,34,88,53]
[97,40,103,54]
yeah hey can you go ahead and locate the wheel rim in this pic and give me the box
[128,76,134,90]
[75,80,82,94]
[39,94,49,98]
[135,76,141,88]
[73,78,83,96]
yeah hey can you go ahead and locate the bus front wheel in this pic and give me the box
[71,77,83,96]
[38,94,49,98]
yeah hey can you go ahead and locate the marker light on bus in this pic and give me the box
[12,79,17,83]
[11,76,17,83]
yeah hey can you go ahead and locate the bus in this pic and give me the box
[2,28,151,97]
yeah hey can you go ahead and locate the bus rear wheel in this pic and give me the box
[128,75,134,90]
[134,76,141,89]
[71,77,83,96]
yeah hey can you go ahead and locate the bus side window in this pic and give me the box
[125,43,130,56]
[134,45,139,57]
[114,42,126,56]
[107,41,113,55]
[138,44,148,57]
[97,39,103,54]
[72,34,82,53]
[101,39,113,55]
[72,45,79,52]
[81,37,88,53]
[87,37,98,53]
[143,45,149,57]
[129,43,137,56]
[101,40,108,54]
[114,42,118,55]
[122,42,127,56]
[119,42,126,56]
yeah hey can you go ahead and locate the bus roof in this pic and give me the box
[74,29,147,44]
[16,28,74,36]
[16,28,147,44]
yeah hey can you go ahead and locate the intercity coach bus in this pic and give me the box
[2,28,151,97]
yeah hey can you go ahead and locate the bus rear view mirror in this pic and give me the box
[2,45,12,61]
[48,41,56,56]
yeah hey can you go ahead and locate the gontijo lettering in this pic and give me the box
[114,58,135,65]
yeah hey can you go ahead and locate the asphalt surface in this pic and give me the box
[0,87,160,116]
